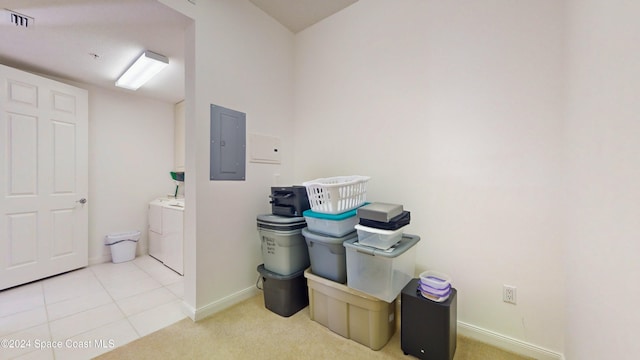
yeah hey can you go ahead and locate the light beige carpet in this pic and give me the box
[95,294,533,360]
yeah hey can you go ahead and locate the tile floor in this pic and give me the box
[0,255,186,360]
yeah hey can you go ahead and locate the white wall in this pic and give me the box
[294,0,565,354]
[87,84,175,263]
[155,0,640,357]
[564,1,640,359]
[160,0,295,317]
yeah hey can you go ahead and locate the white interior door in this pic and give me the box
[0,64,88,290]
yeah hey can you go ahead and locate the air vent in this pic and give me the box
[5,9,34,28]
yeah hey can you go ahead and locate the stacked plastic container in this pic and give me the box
[300,176,398,351]
[418,270,453,302]
[300,176,370,284]
[301,208,360,284]
[343,202,420,303]
[256,186,312,317]
[354,203,411,250]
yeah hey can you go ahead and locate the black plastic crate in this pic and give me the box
[257,264,308,317]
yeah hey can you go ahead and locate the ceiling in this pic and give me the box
[0,0,357,104]
[249,0,357,33]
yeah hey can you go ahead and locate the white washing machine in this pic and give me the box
[148,197,184,275]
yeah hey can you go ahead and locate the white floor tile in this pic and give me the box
[141,262,183,285]
[46,288,113,321]
[2,257,186,358]
[40,267,93,286]
[166,280,184,298]
[39,268,94,294]
[116,287,178,317]
[90,318,139,352]
[42,271,104,305]
[0,306,48,337]
[90,261,140,283]
[52,319,139,360]
[101,272,162,301]
[0,283,44,318]
[0,323,50,360]
[131,255,162,271]
[12,347,54,360]
[49,303,124,341]
[127,299,186,337]
[97,267,151,287]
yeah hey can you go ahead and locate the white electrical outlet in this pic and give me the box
[503,285,517,304]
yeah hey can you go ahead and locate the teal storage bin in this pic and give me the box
[303,207,359,237]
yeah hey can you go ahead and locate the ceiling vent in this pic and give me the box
[5,9,34,28]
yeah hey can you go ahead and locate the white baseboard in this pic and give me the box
[181,285,259,322]
[88,255,111,266]
[89,248,149,267]
[457,321,564,360]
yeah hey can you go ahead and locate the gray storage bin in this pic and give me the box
[257,214,309,276]
[302,228,357,284]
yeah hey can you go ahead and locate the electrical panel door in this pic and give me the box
[210,104,246,181]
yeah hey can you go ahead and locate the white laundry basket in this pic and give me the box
[105,231,140,263]
[302,175,370,214]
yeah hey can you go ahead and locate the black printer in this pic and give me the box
[269,186,310,217]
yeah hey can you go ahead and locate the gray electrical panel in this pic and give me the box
[210,104,246,181]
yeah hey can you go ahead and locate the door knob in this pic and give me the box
[77,198,87,204]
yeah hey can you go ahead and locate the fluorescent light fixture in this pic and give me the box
[115,50,169,90]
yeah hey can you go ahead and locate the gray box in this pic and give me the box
[302,228,357,284]
[357,202,403,222]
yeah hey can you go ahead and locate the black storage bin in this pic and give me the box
[401,278,457,360]
[257,264,308,317]
[269,186,310,217]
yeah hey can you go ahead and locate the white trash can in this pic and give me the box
[105,231,140,263]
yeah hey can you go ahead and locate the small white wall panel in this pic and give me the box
[7,212,38,267]
[52,209,74,258]
[52,121,76,193]
[249,134,281,164]
[8,113,38,196]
